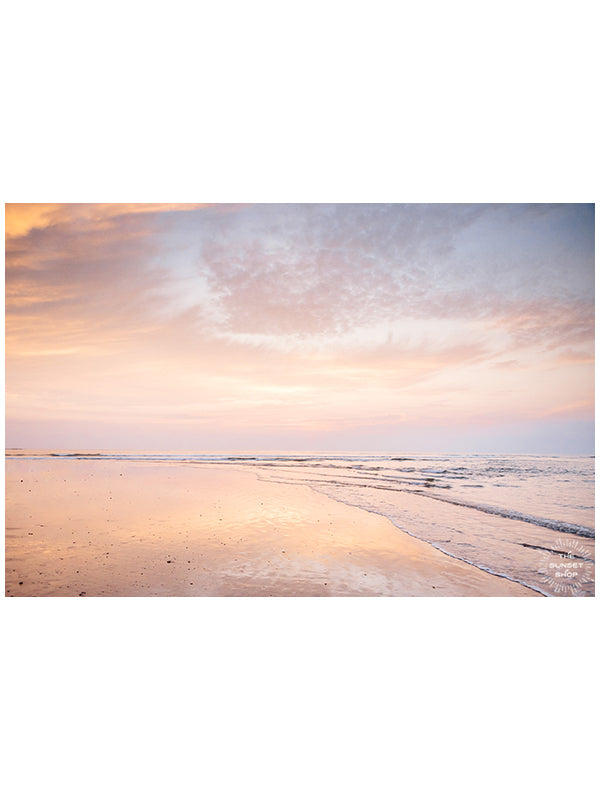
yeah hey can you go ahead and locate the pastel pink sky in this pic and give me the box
[5,203,594,453]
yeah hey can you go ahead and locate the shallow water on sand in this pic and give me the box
[250,454,595,596]
[5,456,539,597]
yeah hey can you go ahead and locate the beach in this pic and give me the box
[6,457,539,597]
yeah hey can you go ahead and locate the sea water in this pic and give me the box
[6,450,595,596]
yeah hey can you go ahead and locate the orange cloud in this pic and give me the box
[5,203,213,240]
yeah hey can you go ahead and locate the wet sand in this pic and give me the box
[5,459,539,596]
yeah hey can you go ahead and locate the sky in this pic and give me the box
[4,203,595,453]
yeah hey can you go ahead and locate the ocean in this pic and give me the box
[5,450,595,596]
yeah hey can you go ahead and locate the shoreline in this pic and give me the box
[297,481,549,596]
[6,459,539,597]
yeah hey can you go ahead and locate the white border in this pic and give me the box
[3,1,597,798]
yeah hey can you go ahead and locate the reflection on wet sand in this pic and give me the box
[5,459,538,596]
